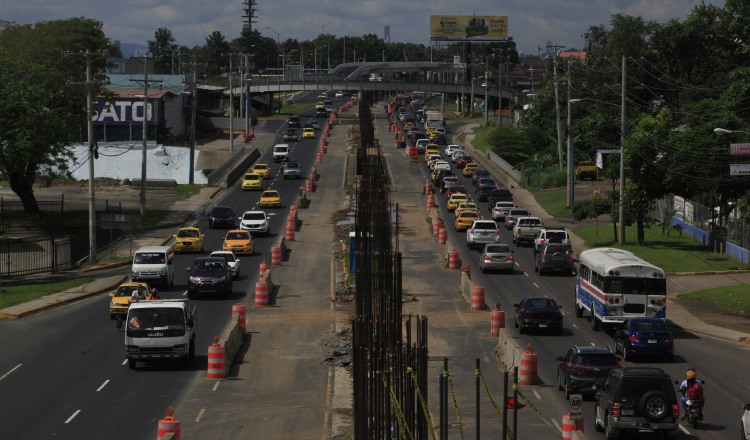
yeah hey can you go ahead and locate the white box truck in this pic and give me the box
[116,299,197,370]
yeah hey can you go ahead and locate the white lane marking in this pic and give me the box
[590,342,596,346]
[679,424,691,434]
[65,410,81,424]
[552,418,562,432]
[533,389,541,399]
[121,359,127,366]
[533,283,540,289]
[0,363,22,382]
[524,272,529,277]
[195,408,206,423]
[96,380,110,392]
[572,324,578,329]
[212,381,220,391]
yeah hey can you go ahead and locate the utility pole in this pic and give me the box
[619,55,627,244]
[496,55,503,126]
[131,55,162,216]
[66,50,107,264]
[549,44,565,170]
[229,54,235,152]
[566,60,575,209]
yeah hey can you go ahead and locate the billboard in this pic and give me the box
[430,15,508,41]
[730,143,750,156]
[93,98,156,126]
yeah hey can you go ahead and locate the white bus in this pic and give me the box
[575,248,666,331]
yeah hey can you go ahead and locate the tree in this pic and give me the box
[202,31,230,77]
[148,28,178,74]
[0,18,117,212]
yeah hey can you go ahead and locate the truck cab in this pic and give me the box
[117,299,197,370]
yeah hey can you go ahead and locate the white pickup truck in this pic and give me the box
[512,217,545,246]
[117,299,197,370]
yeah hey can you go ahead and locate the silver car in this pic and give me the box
[492,201,516,221]
[505,208,530,230]
[479,243,514,273]
[743,403,750,440]
[209,251,241,279]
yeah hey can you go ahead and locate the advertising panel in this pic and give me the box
[93,98,156,126]
[730,164,750,175]
[730,143,750,156]
[430,15,508,41]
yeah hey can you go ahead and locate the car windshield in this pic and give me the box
[254,164,267,170]
[193,260,223,272]
[244,174,258,180]
[262,191,279,197]
[226,232,250,240]
[177,229,199,238]
[212,207,232,216]
[286,162,300,169]
[127,308,185,333]
[575,354,618,367]
[115,286,140,297]
[243,213,266,220]
[631,320,669,332]
[133,252,165,264]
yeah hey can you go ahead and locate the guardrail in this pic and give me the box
[486,150,522,183]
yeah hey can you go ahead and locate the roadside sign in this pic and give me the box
[730,143,750,156]
[592,190,602,201]
[730,164,750,176]
[410,155,420,164]
[569,394,583,420]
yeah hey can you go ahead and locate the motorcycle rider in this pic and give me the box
[679,368,704,420]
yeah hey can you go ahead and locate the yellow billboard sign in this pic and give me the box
[430,15,508,41]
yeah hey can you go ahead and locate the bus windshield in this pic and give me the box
[603,277,666,295]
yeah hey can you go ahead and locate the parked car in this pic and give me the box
[209,250,241,279]
[456,155,473,169]
[556,346,621,398]
[478,243,514,273]
[534,243,575,275]
[613,318,674,362]
[238,210,270,236]
[514,296,563,335]
[466,219,501,250]
[593,367,679,438]
[208,205,236,229]
[186,256,233,299]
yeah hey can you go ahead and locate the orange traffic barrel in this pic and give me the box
[490,304,505,336]
[285,218,295,242]
[438,226,447,245]
[471,285,485,311]
[426,194,435,210]
[157,407,181,439]
[271,245,282,266]
[316,151,323,163]
[462,266,471,279]
[425,181,432,195]
[254,281,269,306]
[305,178,314,193]
[519,344,538,385]
[232,303,246,332]
[562,414,574,439]
[259,261,268,277]
[448,249,460,269]
[207,338,225,379]
[433,217,443,237]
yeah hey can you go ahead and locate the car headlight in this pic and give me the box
[189,276,200,283]
[132,271,141,278]
[224,242,230,247]
[111,301,119,307]
[159,270,168,277]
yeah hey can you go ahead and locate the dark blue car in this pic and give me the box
[613,317,674,362]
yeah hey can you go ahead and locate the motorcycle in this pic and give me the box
[676,380,705,429]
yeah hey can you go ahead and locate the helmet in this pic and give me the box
[686,369,697,380]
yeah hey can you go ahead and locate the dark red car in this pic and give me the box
[444,186,468,199]
[456,155,473,169]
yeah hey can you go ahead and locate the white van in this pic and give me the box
[131,245,175,289]
[273,144,289,162]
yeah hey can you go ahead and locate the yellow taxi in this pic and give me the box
[302,127,315,139]
[222,229,255,255]
[447,193,469,212]
[315,102,326,111]
[241,172,262,190]
[462,163,480,177]
[426,154,442,170]
[403,122,415,131]
[108,282,158,319]
[425,127,437,135]
[251,163,271,179]
[424,144,440,157]
[455,211,481,231]
[455,202,480,217]
[259,190,282,208]
[172,227,205,252]
[318,93,328,99]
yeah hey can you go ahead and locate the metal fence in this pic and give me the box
[0,235,72,276]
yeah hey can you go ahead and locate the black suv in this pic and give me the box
[594,367,679,439]
[287,116,301,128]
[208,205,236,229]
[186,257,233,299]
[556,346,620,398]
[534,243,575,275]
[487,188,513,209]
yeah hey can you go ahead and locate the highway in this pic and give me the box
[1,94,749,439]
[0,101,329,438]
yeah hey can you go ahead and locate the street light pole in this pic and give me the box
[619,55,626,244]
[567,97,582,209]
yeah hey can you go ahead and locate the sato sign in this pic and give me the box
[730,164,750,176]
[93,98,156,126]
[730,143,750,156]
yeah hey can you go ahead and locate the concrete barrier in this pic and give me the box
[130,178,177,190]
[496,327,523,372]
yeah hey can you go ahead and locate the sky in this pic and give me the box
[3,0,726,56]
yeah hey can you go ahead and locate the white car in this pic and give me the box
[742,403,750,440]
[491,201,516,221]
[444,144,462,157]
[433,161,451,172]
[451,150,468,163]
[335,91,344,97]
[209,251,241,278]
[238,210,270,236]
